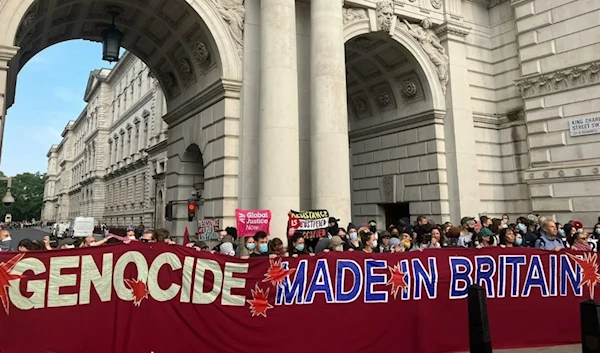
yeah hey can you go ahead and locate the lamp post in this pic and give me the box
[0,177,15,207]
[101,7,123,63]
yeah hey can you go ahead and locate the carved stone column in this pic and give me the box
[310,0,351,224]
[0,45,19,166]
[258,0,300,240]
[436,23,481,222]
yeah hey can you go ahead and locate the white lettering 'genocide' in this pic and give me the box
[0,251,595,313]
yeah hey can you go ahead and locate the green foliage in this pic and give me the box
[0,172,46,221]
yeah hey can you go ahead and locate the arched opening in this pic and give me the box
[0,0,243,235]
[156,188,164,228]
[345,31,448,228]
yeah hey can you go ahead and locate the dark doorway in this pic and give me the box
[382,203,410,229]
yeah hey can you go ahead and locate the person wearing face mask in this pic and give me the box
[457,217,477,248]
[502,214,510,225]
[377,231,393,252]
[327,217,340,237]
[250,231,270,258]
[269,238,288,257]
[347,226,363,251]
[360,227,377,254]
[592,223,600,240]
[515,217,537,247]
[288,232,312,257]
[239,236,256,259]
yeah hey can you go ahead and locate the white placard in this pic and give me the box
[569,116,600,137]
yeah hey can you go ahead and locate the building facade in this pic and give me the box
[1,0,599,241]
[42,53,167,228]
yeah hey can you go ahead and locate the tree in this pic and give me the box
[0,172,46,221]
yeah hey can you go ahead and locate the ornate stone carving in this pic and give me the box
[431,0,443,9]
[402,81,418,97]
[15,11,37,44]
[575,169,582,176]
[382,176,394,203]
[343,7,367,25]
[178,58,193,80]
[354,99,367,113]
[376,91,390,107]
[593,168,599,175]
[191,41,210,65]
[515,61,600,98]
[376,0,395,32]
[543,172,549,178]
[210,0,245,57]
[558,170,565,177]
[400,18,449,94]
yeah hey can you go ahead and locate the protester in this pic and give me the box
[126,226,137,241]
[377,231,392,252]
[0,229,12,251]
[535,220,563,251]
[326,236,345,252]
[360,227,377,254]
[269,238,288,257]
[499,227,520,247]
[250,231,269,258]
[239,236,256,259]
[568,228,592,251]
[288,232,312,257]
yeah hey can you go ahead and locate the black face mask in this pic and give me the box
[370,226,377,233]
[467,227,476,233]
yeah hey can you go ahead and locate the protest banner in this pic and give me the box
[287,209,329,239]
[197,219,220,241]
[236,209,272,237]
[0,245,595,353]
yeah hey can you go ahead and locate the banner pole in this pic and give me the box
[468,285,493,353]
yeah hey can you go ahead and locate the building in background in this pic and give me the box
[42,52,167,228]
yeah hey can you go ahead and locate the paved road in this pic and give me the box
[5,227,51,250]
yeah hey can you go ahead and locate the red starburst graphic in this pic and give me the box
[124,278,150,306]
[387,264,408,300]
[246,284,273,318]
[262,257,296,287]
[0,253,25,314]
[567,252,600,299]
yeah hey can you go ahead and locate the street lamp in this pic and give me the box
[101,8,123,63]
[0,177,15,207]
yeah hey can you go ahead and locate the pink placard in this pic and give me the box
[236,209,272,237]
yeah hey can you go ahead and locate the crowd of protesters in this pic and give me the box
[2,213,598,255]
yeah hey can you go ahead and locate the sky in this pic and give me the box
[0,40,116,177]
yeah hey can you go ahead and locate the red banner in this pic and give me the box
[0,244,594,353]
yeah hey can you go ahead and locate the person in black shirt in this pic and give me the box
[250,231,270,258]
[288,232,313,257]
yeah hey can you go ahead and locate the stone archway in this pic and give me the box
[343,10,450,226]
[0,0,244,238]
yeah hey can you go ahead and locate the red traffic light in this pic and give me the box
[188,203,196,212]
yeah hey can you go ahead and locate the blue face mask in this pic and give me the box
[295,244,305,252]
[259,243,268,253]
[349,232,357,240]
[502,224,508,229]
[518,223,527,232]
[246,243,256,251]
[595,229,600,235]
[558,229,565,236]
[515,237,523,246]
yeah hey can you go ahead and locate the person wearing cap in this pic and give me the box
[328,217,340,237]
[476,228,495,248]
[534,220,563,251]
[457,217,477,248]
[347,225,362,251]
[126,226,137,241]
[326,236,345,252]
[376,231,392,252]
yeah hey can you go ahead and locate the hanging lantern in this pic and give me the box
[101,10,123,63]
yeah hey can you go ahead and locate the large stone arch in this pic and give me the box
[343,15,451,226]
[343,19,446,112]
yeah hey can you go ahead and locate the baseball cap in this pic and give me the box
[527,214,538,223]
[330,236,344,247]
[478,228,493,237]
[572,220,584,230]
[328,217,340,223]
[461,217,475,226]
[126,226,136,232]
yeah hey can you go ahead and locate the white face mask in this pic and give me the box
[371,240,378,248]
[335,245,344,252]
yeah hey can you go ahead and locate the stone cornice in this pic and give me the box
[515,60,599,99]
[0,45,18,65]
[146,139,167,156]
[435,22,471,38]
[510,0,534,7]
[349,109,445,140]
[163,78,243,128]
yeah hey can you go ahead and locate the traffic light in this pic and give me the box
[165,201,173,221]
[187,200,197,222]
